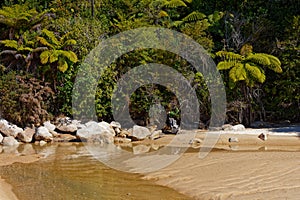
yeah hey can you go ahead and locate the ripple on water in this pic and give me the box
[0,143,192,200]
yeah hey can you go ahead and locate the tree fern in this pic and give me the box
[216,44,282,86]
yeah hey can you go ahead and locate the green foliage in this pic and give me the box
[216,44,282,87]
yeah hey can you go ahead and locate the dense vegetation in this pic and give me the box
[0,0,299,127]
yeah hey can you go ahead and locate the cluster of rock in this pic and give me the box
[0,117,163,147]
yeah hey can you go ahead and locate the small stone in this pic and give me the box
[133,144,151,154]
[228,137,239,143]
[110,121,121,129]
[114,127,121,135]
[150,130,162,140]
[2,136,19,146]
[39,140,47,146]
[35,127,53,142]
[190,138,203,148]
[117,130,129,138]
[258,133,268,141]
[232,124,245,131]
[17,128,35,143]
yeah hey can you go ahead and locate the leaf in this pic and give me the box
[259,53,282,73]
[49,51,58,63]
[40,51,51,64]
[217,61,236,70]
[62,39,77,46]
[216,51,243,61]
[229,64,246,82]
[245,53,271,66]
[42,29,60,46]
[58,59,68,73]
[0,40,18,49]
[245,63,265,83]
[182,11,206,22]
[164,0,187,8]
[37,36,54,48]
[158,10,169,18]
[57,50,78,63]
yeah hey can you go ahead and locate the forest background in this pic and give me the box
[0,0,299,128]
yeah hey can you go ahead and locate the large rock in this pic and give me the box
[232,124,246,131]
[0,119,23,138]
[2,136,19,146]
[17,128,35,143]
[35,127,53,142]
[132,125,151,140]
[43,121,56,132]
[76,121,115,143]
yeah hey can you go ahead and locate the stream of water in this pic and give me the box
[0,143,192,200]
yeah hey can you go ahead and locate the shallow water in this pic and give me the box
[0,143,192,200]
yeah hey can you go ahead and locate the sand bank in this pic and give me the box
[143,130,300,200]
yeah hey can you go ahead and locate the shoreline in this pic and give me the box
[0,128,299,200]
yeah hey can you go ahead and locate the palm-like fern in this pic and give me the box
[216,44,282,87]
[38,29,78,73]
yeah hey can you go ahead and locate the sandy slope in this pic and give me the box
[144,136,300,200]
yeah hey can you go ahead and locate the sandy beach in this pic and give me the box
[0,127,299,200]
[142,128,300,200]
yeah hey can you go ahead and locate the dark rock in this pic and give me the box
[258,133,268,141]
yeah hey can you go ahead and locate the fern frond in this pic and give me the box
[182,11,206,22]
[245,53,271,66]
[57,50,78,63]
[229,63,246,82]
[158,10,169,18]
[49,50,59,63]
[42,29,60,46]
[216,51,243,61]
[37,36,54,48]
[257,53,282,73]
[40,50,51,64]
[245,63,265,83]
[62,39,77,47]
[164,0,187,8]
[217,61,236,70]
[0,40,18,49]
